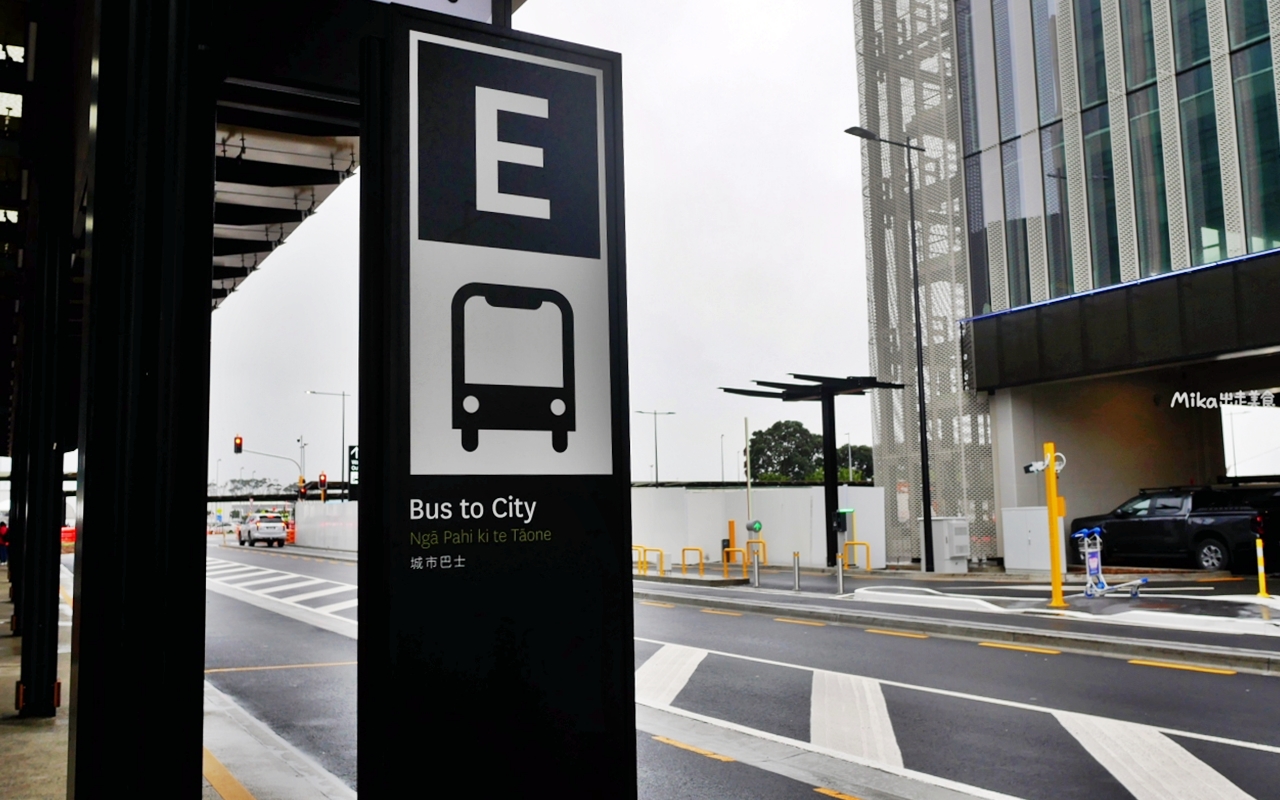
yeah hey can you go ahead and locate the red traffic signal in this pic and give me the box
[234,435,243,454]
[318,471,328,490]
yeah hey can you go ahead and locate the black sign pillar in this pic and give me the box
[360,10,634,796]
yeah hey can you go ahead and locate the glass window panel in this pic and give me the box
[1128,86,1171,276]
[965,155,992,314]
[995,0,1019,141]
[971,0,1003,152]
[1226,0,1271,49]
[1172,0,1210,70]
[1041,123,1073,297]
[957,0,981,155]
[1075,0,1108,107]
[1002,140,1031,307]
[1032,0,1063,124]
[1233,42,1280,253]
[1178,64,1226,265]
[1120,0,1157,89]
[1082,104,1120,287]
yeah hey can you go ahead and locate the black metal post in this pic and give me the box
[69,0,216,794]
[821,388,839,567]
[904,137,935,572]
[491,0,513,28]
[16,0,78,719]
[357,32,392,798]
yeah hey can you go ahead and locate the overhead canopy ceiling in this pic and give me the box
[211,79,360,309]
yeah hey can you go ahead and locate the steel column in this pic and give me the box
[15,0,78,719]
[68,0,216,794]
[821,389,839,567]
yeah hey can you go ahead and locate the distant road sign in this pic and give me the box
[348,445,359,485]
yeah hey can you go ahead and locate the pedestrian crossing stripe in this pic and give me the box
[636,638,1271,800]
[205,558,358,621]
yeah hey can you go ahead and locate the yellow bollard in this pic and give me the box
[632,545,647,575]
[681,547,705,577]
[1044,442,1069,609]
[1258,537,1270,599]
[722,548,748,579]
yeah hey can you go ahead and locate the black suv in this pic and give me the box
[1069,486,1275,572]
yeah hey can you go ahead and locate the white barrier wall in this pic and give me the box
[295,501,359,551]
[632,485,886,570]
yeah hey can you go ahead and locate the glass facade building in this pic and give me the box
[854,0,1280,562]
[954,0,1280,310]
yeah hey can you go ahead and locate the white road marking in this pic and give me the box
[315,598,360,614]
[634,644,707,707]
[215,569,277,583]
[206,565,263,578]
[205,558,358,626]
[283,585,358,603]
[1054,711,1253,800]
[634,636,1280,757]
[640,699,1025,800]
[810,670,903,769]
[225,574,298,589]
[256,578,326,595]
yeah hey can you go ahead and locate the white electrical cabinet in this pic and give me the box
[1000,506,1067,575]
[919,517,970,573]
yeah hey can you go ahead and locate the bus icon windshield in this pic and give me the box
[451,283,575,453]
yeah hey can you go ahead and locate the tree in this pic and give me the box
[749,421,822,482]
[836,443,874,483]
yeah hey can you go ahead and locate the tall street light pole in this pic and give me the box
[636,410,674,484]
[845,125,936,572]
[308,391,350,501]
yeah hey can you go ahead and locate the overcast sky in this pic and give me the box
[207,0,871,488]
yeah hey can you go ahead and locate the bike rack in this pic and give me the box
[642,547,665,577]
[842,541,871,572]
[745,538,768,566]
[631,545,647,575]
[681,547,705,577]
[722,547,748,579]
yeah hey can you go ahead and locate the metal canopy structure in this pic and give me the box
[210,85,359,308]
[722,374,902,567]
[723,373,903,402]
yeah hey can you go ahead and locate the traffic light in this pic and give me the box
[745,520,762,534]
[234,435,243,454]
[319,471,328,502]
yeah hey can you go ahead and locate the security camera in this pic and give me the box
[1024,461,1046,474]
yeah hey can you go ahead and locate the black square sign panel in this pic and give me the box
[416,38,600,259]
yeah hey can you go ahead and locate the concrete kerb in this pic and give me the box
[632,587,1280,676]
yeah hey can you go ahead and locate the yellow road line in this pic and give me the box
[701,609,743,616]
[1196,576,1244,582]
[979,642,1060,655]
[639,601,675,608]
[775,617,826,627]
[58,587,73,609]
[651,736,734,762]
[865,628,929,639]
[815,788,862,800]
[203,748,256,800]
[205,661,358,674]
[1128,659,1236,676]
